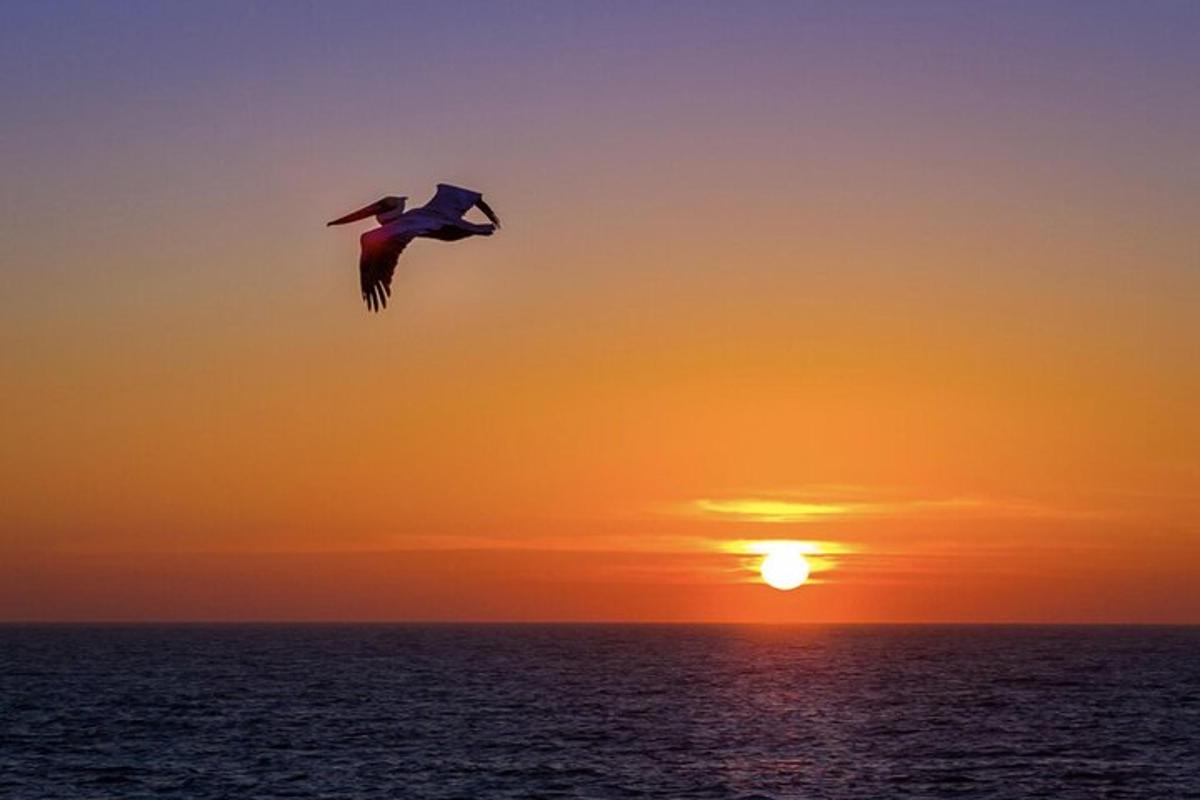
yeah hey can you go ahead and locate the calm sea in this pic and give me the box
[1,625,1197,798]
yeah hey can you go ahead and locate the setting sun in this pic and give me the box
[759,543,811,591]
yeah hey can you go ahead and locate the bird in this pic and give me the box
[327,183,501,311]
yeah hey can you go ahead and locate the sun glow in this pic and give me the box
[758,542,811,591]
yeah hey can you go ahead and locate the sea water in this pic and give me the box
[1,624,1197,798]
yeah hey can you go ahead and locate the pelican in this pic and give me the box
[327,183,501,311]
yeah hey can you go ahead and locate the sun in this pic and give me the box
[759,543,811,591]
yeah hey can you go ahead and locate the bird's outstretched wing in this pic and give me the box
[421,183,482,219]
[475,197,501,229]
[359,229,411,312]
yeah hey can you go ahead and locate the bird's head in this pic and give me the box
[327,196,406,226]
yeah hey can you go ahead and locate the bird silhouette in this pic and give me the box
[328,184,501,311]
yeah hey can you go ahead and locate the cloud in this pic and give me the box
[677,487,1078,524]
[381,533,737,555]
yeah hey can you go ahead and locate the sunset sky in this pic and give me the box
[2,1,1197,621]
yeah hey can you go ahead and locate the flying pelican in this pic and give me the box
[327,183,501,311]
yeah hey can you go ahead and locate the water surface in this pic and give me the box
[1,625,1197,798]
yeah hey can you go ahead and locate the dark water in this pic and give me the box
[1,625,1198,799]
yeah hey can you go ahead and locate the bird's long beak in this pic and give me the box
[327,200,386,226]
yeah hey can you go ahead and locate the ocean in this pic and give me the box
[1,624,1197,798]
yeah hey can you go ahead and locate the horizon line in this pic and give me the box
[2,620,1197,627]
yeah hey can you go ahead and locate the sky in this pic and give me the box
[1,1,1197,622]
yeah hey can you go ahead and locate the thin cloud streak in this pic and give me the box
[679,488,1090,524]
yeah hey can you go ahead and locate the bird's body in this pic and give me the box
[328,184,501,311]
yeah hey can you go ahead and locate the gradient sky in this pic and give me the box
[2,1,1198,621]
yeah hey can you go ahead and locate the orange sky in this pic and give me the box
[1,3,1198,621]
